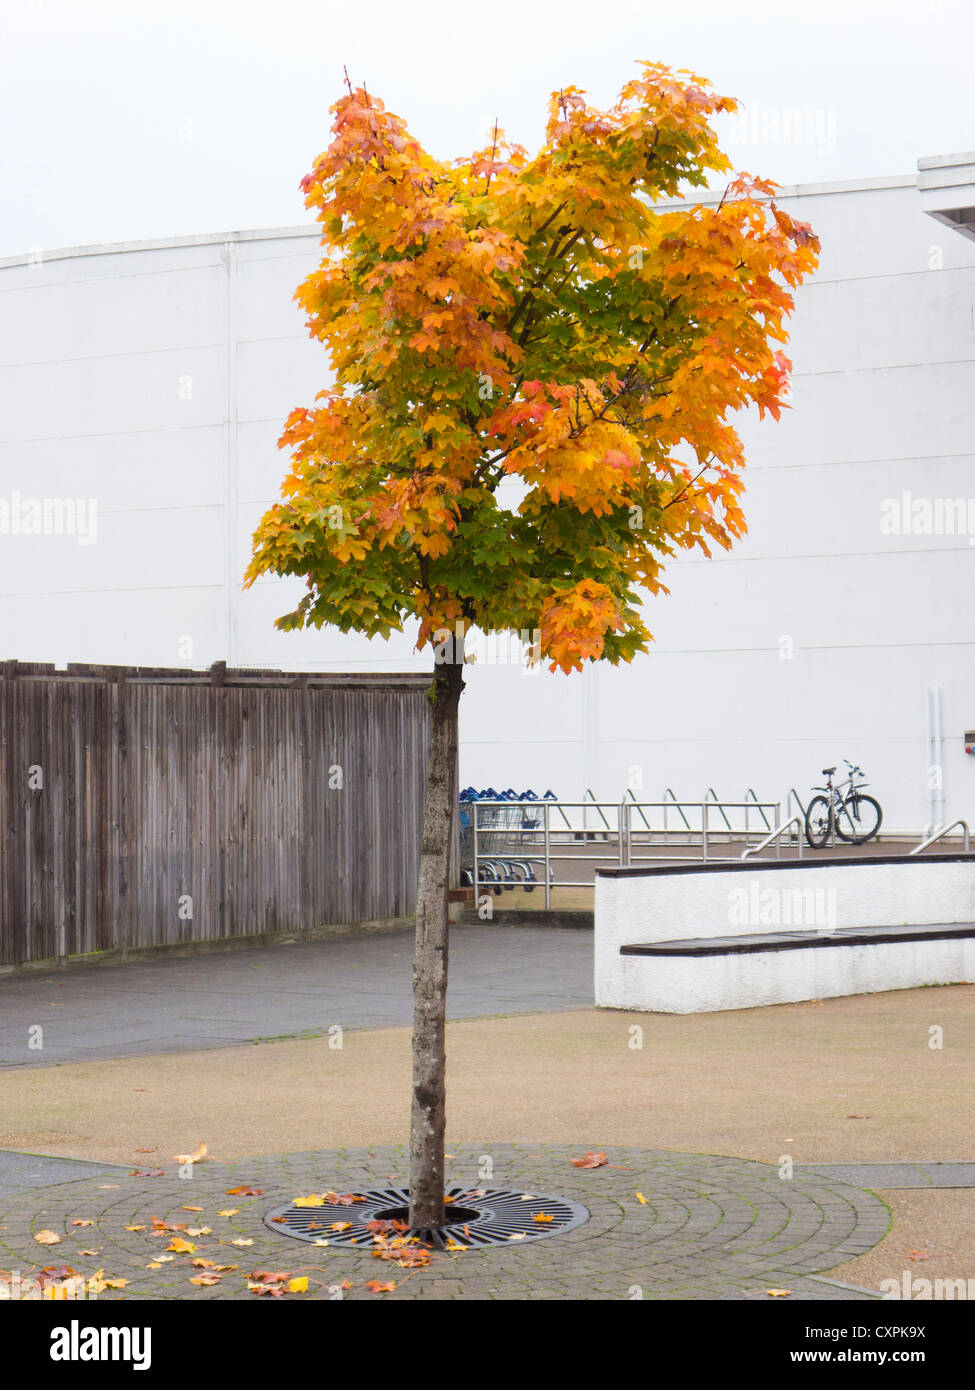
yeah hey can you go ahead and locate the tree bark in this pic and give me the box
[409,653,464,1229]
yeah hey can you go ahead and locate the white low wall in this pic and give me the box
[595,855,975,1014]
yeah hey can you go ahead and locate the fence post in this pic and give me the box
[1,661,17,966]
[112,669,128,962]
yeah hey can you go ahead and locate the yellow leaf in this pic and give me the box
[34,1230,61,1246]
[288,1276,309,1293]
[531,1213,554,1224]
[173,1142,208,1165]
[231,1238,254,1247]
[218,1209,239,1217]
[293,1195,327,1208]
[635,1192,648,1205]
[766,1288,792,1298]
[166,1237,196,1253]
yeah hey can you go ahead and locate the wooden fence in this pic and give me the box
[0,662,432,966]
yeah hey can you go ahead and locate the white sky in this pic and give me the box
[1,0,969,258]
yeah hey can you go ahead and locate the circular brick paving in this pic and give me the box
[0,1144,890,1300]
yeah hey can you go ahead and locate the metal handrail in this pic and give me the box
[909,819,971,855]
[741,816,805,861]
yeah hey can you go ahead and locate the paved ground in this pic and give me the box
[0,1143,891,1300]
[0,925,592,1068]
[1,929,972,1300]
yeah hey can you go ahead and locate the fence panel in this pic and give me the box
[0,663,431,965]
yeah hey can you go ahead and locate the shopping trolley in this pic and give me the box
[459,788,555,895]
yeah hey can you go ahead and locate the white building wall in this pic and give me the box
[1,173,973,829]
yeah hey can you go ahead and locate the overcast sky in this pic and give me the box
[1,0,970,258]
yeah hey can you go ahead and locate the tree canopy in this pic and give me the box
[245,62,819,672]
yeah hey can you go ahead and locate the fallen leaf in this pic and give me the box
[166,1237,197,1254]
[293,1195,327,1208]
[135,1147,157,1154]
[185,1227,211,1237]
[329,1222,352,1232]
[77,1249,99,1257]
[508,1233,527,1241]
[231,1238,254,1247]
[125,1225,146,1232]
[635,1193,648,1205]
[189,1274,221,1286]
[225,1186,262,1197]
[146,1262,162,1270]
[570,1151,608,1169]
[365,1279,396,1293]
[34,1230,61,1246]
[70,1220,94,1228]
[182,1206,204,1213]
[766,1289,792,1297]
[87,1271,128,1293]
[130,1169,165,1177]
[248,1282,285,1297]
[218,1209,239,1218]
[908,1250,930,1262]
[173,1142,208,1165]
[531,1213,554,1224]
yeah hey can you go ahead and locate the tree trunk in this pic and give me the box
[409,654,464,1229]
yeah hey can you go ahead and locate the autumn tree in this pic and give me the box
[245,63,819,1228]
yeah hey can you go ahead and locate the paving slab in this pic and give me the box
[798,1162,975,1189]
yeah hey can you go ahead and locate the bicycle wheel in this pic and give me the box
[836,794,882,845]
[804,796,833,849]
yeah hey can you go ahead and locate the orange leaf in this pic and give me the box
[173,1142,208,1165]
[570,1151,608,1169]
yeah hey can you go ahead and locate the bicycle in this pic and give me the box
[804,760,883,848]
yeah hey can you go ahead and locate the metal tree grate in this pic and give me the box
[265,1186,589,1251]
